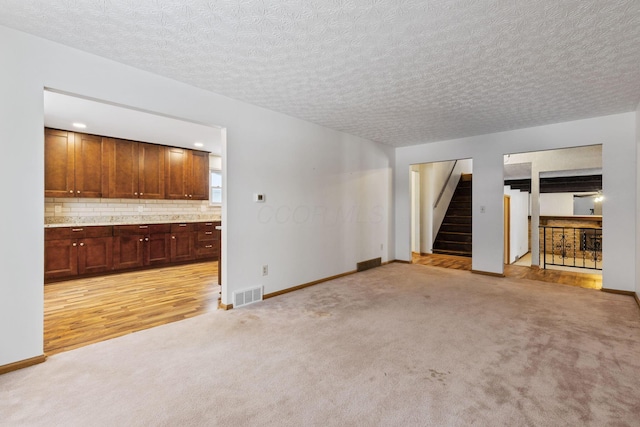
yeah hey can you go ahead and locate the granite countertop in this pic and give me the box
[44,215,221,228]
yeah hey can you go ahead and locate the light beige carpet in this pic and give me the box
[2,264,639,426]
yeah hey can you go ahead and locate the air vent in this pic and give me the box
[357,257,382,272]
[233,286,263,308]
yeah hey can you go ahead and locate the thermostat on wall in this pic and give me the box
[254,193,266,203]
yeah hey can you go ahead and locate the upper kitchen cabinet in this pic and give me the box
[45,128,103,198]
[165,147,209,200]
[104,138,165,199]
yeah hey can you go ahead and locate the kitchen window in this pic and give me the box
[210,170,222,205]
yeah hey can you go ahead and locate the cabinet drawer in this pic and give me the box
[195,241,219,258]
[170,223,194,232]
[195,221,220,231]
[114,224,149,236]
[45,225,112,240]
[196,230,219,242]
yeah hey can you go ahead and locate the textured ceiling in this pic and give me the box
[1,0,639,147]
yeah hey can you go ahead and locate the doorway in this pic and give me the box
[43,89,225,354]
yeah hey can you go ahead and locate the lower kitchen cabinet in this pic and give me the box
[44,226,113,281]
[170,223,196,262]
[44,221,220,282]
[195,221,220,259]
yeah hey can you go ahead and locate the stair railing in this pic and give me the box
[434,160,458,208]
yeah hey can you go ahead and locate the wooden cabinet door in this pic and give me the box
[74,132,103,198]
[113,234,145,270]
[165,147,188,199]
[148,232,171,265]
[44,239,78,280]
[45,129,75,198]
[106,138,139,198]
[138,143,165,199]
[170,232,195,262]
[190,150,210,200]
[78,237,113,275]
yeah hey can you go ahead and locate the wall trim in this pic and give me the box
[635,293,640,310]
[472,269,505,278]
[601,288,635,296]
[0,354,46,376]
[218,301,233,310]
[264,270,358,300]
[391,259,412,264]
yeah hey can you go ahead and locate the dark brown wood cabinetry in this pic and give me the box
[45,127,208,200]
[45,221,219,282]
[165,147,210,200]
[170,223,196,262]
[195,222,220,259]
[113,224,171,269]
[104,138,165,199]
[45,129,104,198]
[44,226,113,280]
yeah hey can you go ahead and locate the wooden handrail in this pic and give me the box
[434,160,457,208]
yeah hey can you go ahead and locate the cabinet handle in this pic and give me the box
[72,242,77,247]
[145,237,149,241]
[79,242,85,246]
[184,194,188,197]
[139,238,144,242]
[134,192,138,196]
[76,190,80,194]
[140,192,144,195]
[205,223,212,226]
[171,236,176,239]
[138,225,148,229]
[178,224,187,227]
[72,228,84,232]
[69,190,74,193]
[189,194,193,198]
[205,231,212,235]
[205,245,213,248]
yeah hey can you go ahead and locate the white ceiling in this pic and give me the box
[3,1,640,147]
[44,91,223,155]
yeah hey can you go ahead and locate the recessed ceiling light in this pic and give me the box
[194,142,204,148]
[72,122,87,129]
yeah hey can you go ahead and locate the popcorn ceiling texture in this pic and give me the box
[44,198,221,226]
[1,1,639,146]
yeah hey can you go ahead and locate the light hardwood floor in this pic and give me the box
[44,261,220,355]
[412,252,602,290]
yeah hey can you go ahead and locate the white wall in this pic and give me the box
[0,26,394,367]
[539,193,574,216]
[636,100,640,299]
[504,187,529,263]
[395,113,636,289]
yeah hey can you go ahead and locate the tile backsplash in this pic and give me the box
[45,198,221,226]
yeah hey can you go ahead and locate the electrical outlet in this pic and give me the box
[54,204,62,213]
[262,265,268,276]
[380,243,384,251]
[137,205,144,213]
[200,204,207,212]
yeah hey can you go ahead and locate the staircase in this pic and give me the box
[433,174,472,257]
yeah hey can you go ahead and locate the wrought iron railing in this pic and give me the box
[540,226,602,270]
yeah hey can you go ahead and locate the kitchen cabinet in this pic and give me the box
[112,224,171,270]
[45,129,104,198]
[170,223,196,262]
[104,138,165,199]
[44,226,113,280]
[45,221,218,282]
[195,221,220,259]
[165,147,210,200]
